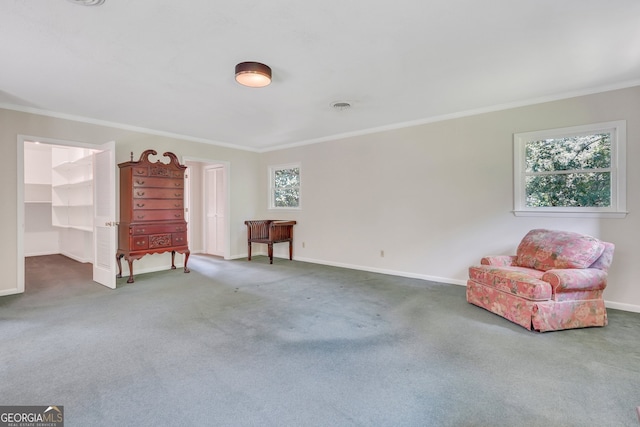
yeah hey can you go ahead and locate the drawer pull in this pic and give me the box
[135,169,146,175]
[136,191,145,196]
[138,229,145,233]
[174,214,181,218]
[174,203,181,207]
[136,241,145,245]
[175,193,182,197]
[137,215,145,219]
[136,203,145,208]
[176,227,184,232]
[174,182,181,187]
[136,180,145,185]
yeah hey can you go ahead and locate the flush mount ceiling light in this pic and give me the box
[67,0,105,5]
[235,62,272,88]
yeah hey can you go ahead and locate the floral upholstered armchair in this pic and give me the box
[466,229,614,332]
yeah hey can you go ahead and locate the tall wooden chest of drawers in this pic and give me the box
[116,150,190,283]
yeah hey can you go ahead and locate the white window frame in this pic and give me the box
[268,163,301,210]
[513,120,627,218]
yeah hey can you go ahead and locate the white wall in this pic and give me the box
[259,86,640,312]
[24,203,59,256]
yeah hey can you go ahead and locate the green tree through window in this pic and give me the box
[525,133,611,207]
[271,165,300,208]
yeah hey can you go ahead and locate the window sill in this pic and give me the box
[512,210,628,219]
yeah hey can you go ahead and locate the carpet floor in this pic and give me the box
[1,254,639,426]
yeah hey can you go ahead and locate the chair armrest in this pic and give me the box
[481,255,517,266]
[270,220,296,227]
[542,268,607,292]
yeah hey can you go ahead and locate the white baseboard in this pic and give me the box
[293,256,467,286]
[60,251,91,264]
[24,250,59,257]
[605,301,640,313]
[0,287,21,297]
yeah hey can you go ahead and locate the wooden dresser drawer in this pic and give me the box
[149,167,183,179]
[149,233,173,249]
[133,188,184,199]
[130,236,148,250]
[132,177,183,188]
[132,199,183,210]
[132,167,148,177]
[172,232,188,246]
[131,223,187,235]
[133,209,183,222]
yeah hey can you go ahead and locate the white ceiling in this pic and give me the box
[1,1,639,152]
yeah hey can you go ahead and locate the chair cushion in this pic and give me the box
[468,265,552,301]
[516,229,605,271]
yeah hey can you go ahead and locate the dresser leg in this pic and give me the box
[126,259,135,283]
[116,253,123,278]
[171,251,177,269]
[268,243,274,264]
[184,250,190,273]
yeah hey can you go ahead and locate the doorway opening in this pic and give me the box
[184,159,229,259]
[17,136,117,294]
[24,141,97,263]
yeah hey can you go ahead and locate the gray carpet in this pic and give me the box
[2,254,640,426]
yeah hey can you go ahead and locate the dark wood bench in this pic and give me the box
[245,220,296,264]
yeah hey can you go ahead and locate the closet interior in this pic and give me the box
[24,141,99,264]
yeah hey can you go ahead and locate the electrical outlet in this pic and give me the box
[380,250,384,257]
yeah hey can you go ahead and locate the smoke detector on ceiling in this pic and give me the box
[67,0,105,5]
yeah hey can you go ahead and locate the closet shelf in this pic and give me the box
[52,224,93,232]
[52,154,93,172]
[52,203,92,208]
[50,146,97,259]
[52,180,92,189]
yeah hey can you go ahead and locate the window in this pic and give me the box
[513,121,626,218]
[269,163,300,209]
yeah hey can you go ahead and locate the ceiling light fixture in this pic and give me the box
[235,62,272,88]
[67,0,105,5]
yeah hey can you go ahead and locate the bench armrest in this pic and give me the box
[269,221,296,241]
[245,220,273,240]
[270,220,296,227]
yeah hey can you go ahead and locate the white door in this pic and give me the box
[205,166,225,256]
[92,141,117,288]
